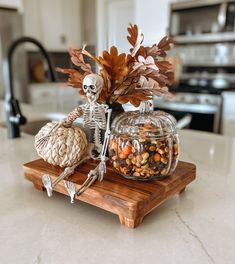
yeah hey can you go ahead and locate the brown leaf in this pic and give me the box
[56,67,86,97]
[127,46,147,67]
[130,45,147,60]
[127,24,138,46]
[98,46,128,83]
[69,48,93,73]
[157,36,175,57]
[156,60,173,72]
[127,24,144,57]
[146,44,161,57]
[163,71,174,85]
[99,70,110,103]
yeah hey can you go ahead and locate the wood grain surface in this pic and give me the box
[23,159,196,228]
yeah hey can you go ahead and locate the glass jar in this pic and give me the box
[108,102,180,181]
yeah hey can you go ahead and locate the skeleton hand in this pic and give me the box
[98,160,106,181]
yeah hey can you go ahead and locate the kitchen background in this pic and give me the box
[0,0,235,137]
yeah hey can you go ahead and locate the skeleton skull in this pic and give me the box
[83,74,104,103]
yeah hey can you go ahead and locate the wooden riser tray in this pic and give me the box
[23,159,196,228]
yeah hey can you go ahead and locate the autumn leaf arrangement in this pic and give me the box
[57,24,174,107]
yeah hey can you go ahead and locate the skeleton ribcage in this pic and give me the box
[82,104,106,130]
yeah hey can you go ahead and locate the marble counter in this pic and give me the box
[0,128,235,264]
[0,100,68,125]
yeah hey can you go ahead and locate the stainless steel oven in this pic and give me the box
[166,0,235,133]
[154,93,222,133]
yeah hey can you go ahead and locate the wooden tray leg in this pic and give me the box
[119,215,144,228]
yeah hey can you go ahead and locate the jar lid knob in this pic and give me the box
[139,100,153,113]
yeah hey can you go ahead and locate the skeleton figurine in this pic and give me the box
[65,74,112,202]
[41,73,112,202]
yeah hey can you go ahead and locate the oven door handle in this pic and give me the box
[177,114,192,129]
[217,2,227,31]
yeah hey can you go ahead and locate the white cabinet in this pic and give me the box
[0,0,22,10]
[22,0,42,43]
[29,83,83,113]
[22,0,81,51]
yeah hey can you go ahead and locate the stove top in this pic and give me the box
[170,83,235,95]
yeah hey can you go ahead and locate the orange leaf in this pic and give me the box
[56,67,86,97]
[98,70,110,103]
[98,46,128,83]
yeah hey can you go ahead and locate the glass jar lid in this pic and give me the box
[111,101,177,138]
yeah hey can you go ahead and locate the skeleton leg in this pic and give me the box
[64,156,92,203]
[64,144,96,203]
[42,156,89,197]
[69,109,112,200]
[64,149,99,203]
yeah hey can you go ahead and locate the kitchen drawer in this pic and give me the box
[30,87,57,104]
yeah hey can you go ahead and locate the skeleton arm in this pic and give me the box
[99,106,112,160]
[62,106,84,128]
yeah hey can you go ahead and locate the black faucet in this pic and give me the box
[4,36,56,139]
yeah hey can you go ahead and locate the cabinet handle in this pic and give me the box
[60,34,67,44]
[41,92,49,97]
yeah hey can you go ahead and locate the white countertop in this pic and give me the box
[0,100,68,125]
[0,128,235,264]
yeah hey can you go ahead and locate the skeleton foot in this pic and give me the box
[42,175,53,197]
[64,181,76,203]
